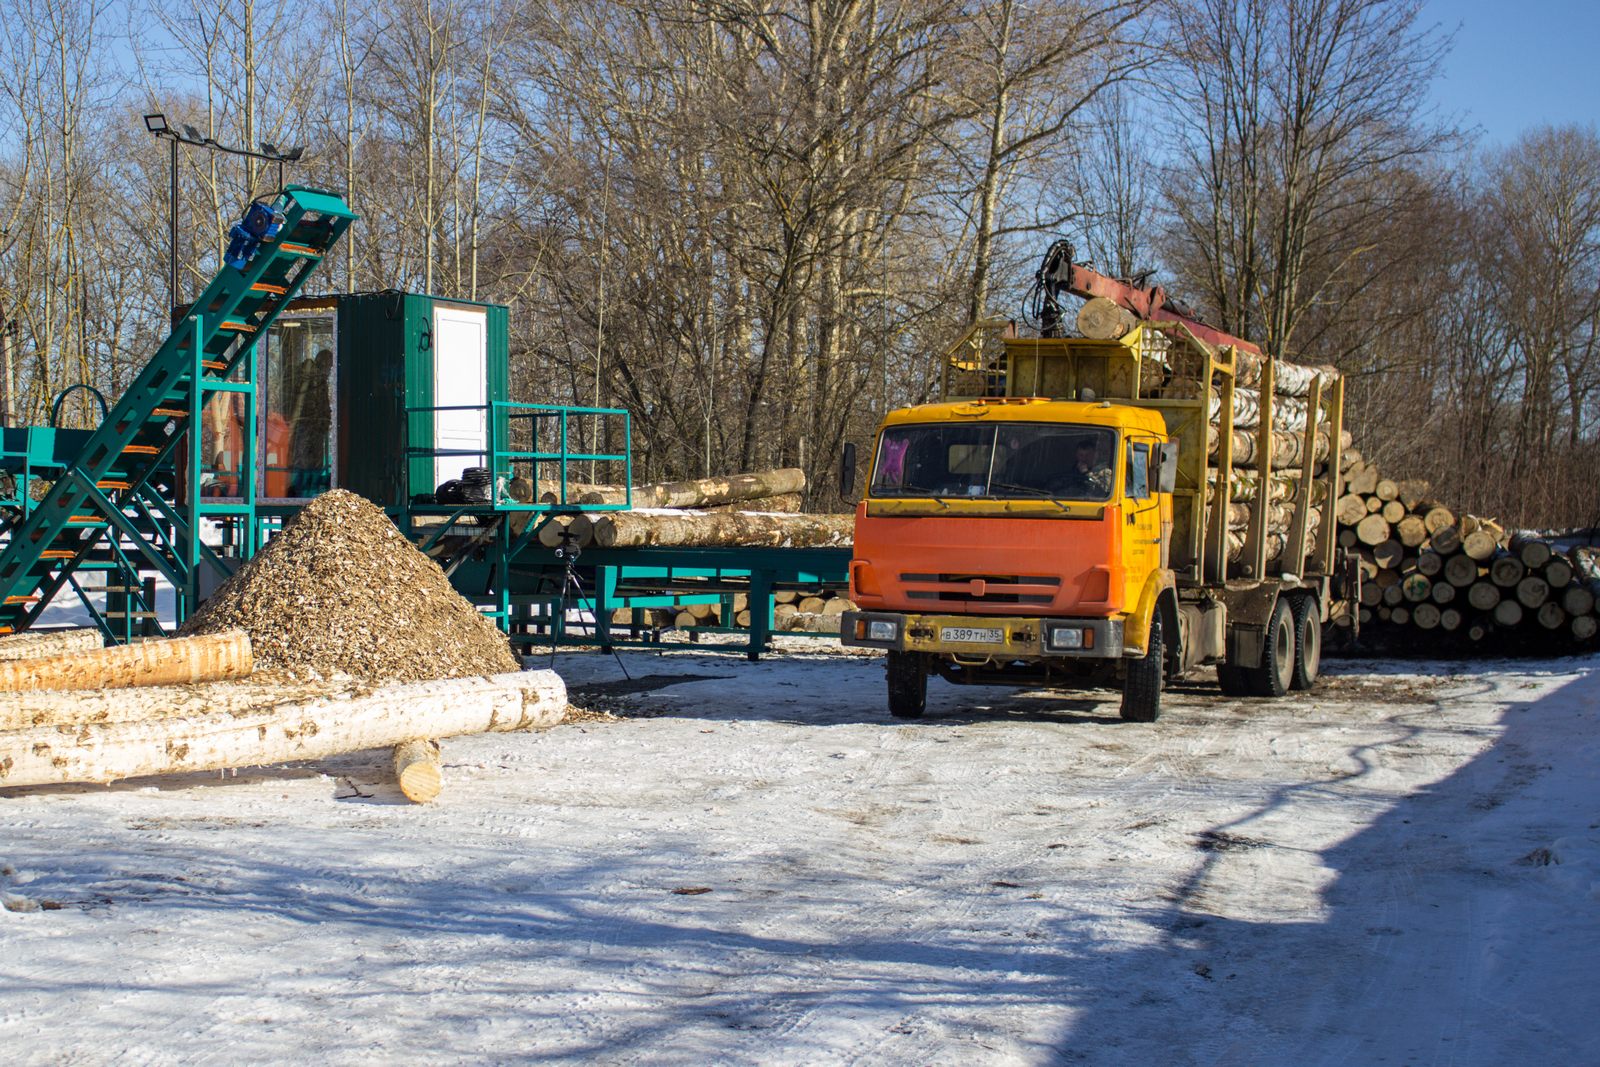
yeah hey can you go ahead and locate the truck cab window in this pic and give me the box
[1128,442,1150,500]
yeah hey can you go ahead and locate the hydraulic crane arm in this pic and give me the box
[1030,240,1264,356]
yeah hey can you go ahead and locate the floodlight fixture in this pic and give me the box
[144,113,168,134]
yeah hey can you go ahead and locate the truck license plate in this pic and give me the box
[942,626,1003,644]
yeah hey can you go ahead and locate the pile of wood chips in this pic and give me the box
[180,490,519,682]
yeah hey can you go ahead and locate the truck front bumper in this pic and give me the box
[840,610,1125,659]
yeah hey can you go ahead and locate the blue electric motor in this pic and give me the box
[223,200,286,271]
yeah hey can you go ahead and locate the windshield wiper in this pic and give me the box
[987,482,1076,512]
[988,481,1054,497]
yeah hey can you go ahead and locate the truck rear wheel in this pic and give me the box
[1246,597,1296,697]
[886,650,928,719]
[1120,614,1163,722]
[1290,594,1321,691]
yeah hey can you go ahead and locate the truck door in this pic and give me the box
[1123,438,1162,608]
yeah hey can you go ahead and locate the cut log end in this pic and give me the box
[393,739,443,803]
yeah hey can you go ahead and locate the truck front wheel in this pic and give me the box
[1120,614,1164,723]
[886,650,929,719]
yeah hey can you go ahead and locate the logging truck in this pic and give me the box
[840,245,1349,721]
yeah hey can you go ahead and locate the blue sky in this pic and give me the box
[1425,0,1600,144]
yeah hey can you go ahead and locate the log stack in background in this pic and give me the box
[611,587,858,635]
[1326,450,1600,653]
[536,468,807,512]
[542,468,857,636]
[535,469,851,553]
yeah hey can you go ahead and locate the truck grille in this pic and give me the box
[899,572,1062,606]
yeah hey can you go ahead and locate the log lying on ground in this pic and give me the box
[0,670,565,789]
[393,739,443,803]
[0,678,361,733]
[590,510,853,549]
[0,630,252,693]
[0,628,103,663]
[578,469,806,508]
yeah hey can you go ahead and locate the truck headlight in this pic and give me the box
[867,619,899,642]
[1048,625,1085,650]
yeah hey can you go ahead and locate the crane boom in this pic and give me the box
[1034,240,1264,356]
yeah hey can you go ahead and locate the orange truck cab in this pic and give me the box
[841,316,1346,722]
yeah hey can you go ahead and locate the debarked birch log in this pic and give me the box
[0,630,252,693]
[1209,426,1333,468]
[1209,388,1309,432]
[578,469,807,508]
[0,671,567,789]
[0,678,362,733]
[0,628,103,663]
[591,510,853,549]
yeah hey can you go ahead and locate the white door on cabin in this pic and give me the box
[432,305,489,489]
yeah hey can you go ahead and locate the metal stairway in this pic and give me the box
[0,185,356,635]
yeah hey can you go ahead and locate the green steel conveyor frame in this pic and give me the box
[398,403,850,659]
[0,186,355,635]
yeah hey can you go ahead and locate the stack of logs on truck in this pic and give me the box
[1021,292,1600,661]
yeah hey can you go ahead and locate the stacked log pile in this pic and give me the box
[532,468,807,512]
[612,588,858,635]
[533,469,850,554]
[1327,452,1600,652]
[1090,303,1348,574]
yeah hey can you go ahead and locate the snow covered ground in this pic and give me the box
[2,645,1597,1065]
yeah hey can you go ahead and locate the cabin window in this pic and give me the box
[261,315,335,499]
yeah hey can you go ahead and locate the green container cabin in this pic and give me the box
[195,291,511,510]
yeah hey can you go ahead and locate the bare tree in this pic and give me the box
[1161,0,1452,358]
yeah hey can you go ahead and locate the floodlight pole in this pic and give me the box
[168,137,179,315]
[143,112,306,315]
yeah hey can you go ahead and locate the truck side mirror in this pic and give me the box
[1157,441,1179,494]
[840,442,858,498]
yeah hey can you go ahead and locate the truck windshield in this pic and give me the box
[870,423,1116,502]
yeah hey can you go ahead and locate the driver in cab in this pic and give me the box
[1063,437,1112,498]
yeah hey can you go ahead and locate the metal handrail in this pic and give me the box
[402,401,632,510]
